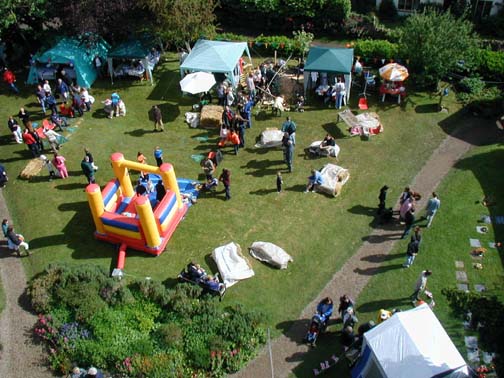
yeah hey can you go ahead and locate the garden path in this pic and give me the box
[0,190,54,378]
[234,123,496,378]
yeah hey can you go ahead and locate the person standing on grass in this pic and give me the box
[219,168,231,200]
[35,84,47,114]
[282,132,294,173]
[410,270,432,303]
[3,67,19,94]
[22,128,40,157]
[53,152,68,179]
[378,185,389,215]
[84,148,98,171]
[276,171,283,193]
[281,116,297,146]
[403,227,422,268]
[152,105,164,132]
[18,107,30,127]
[81,155,96,184]
[7,116,22,144]
[154,146,163,167]
[425,192,441,228]
[401,208,416,239]
[43,126,61,153]
[201,156,215,180]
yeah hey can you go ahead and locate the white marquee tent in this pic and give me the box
[352,304,470,378]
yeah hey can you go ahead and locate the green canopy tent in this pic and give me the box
[107,36,162,85]
[303,46,354,102]
[27,36,110,88]
[179,39,252,88]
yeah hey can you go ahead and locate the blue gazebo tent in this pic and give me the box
[303,46,354,101]
[107,35,162,85]
[27,37,110,88]
[179,39,252,88]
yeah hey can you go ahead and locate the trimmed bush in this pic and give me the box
[378,0,398,19]
[354,39,399,60]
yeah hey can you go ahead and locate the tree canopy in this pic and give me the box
[400,9,478,87]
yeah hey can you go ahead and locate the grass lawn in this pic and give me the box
[0,52,494,375]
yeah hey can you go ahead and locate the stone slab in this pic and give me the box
[474,284,486,292]
[456,271,468,282]
[457,283,469,291]
[455,261,465,269]
[470,238,481,247]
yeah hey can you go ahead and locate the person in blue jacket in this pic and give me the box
[305,169,324,193]
[316,297,334,322]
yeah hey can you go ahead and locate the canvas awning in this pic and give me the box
[27,36,110,88]
[303,46,354,101]
[180,39,252,88]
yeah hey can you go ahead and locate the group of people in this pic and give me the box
[2,219,30,257]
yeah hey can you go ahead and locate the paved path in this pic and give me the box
[0,190,54,378]
[235,124,496,378]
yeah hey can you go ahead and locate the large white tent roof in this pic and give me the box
[353,304,469,378]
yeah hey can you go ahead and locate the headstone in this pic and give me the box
[465,336,478,348]
[470,239,481,247]
[488,242,496,249]
[457,283,469,291]
[455,261,465,269]
[456,271,468,282]
[474,284,486,292]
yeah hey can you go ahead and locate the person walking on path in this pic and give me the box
[154,146,163,167]
[401,208,416,239]
[219,168,231,200]
[3,67,19,94]
[53,153,68,179]
[152,105,164,132]
[81,156,96,184]
[410,270,432,303]
[425,192,441,228]
[378,185,389,215]
[276,171,283,193]
[403,227,422,268]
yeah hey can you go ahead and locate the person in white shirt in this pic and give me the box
[43,79,52,94]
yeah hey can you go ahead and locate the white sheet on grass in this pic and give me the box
[212,242,254,287]
[249,241,293,269]
[255,128,284,148]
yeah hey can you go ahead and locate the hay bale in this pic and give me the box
[200,105,223,129]
[19,158,45,179]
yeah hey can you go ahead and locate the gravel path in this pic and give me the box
[0,190,54,378]
[234,123,496,378]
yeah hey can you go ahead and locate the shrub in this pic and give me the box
[354,39,399,60]
[442,288,504,376]
[478,49,504,80]
[378,0,398,20]
[30,264,266,377]
[458,77,485,95]
[329,0,352,24]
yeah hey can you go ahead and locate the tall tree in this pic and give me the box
[400,9,478,88]
[0,0,48,44]
[141,0,218,51]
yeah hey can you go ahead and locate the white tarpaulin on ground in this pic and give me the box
[254,128,285,148]
[316,163,350,197]
[249,241,293,269]
[212,242,255,287]
[352,304,469,378]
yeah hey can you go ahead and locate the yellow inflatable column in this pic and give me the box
[86,183,106,234]
[111,152,134,197]
[159,163,183,209]
[136,196,161,248]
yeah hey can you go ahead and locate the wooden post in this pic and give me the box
[274,50,277,66]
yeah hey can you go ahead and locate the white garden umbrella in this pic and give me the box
[179,72,216,94]
[379,63,409,82]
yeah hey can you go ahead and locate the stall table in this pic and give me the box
[379,84,406,104]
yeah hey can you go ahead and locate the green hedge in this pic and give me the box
[476,49,504,80]
[354,39,399,60]
[216,33,301,55]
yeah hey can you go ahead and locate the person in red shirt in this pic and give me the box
[3,68,19,94]
[22,129,40,157]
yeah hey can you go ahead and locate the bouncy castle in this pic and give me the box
[86,153,188,267]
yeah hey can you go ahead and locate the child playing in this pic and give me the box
[276,171,283,193]
[40,155,58,181]
[154,146,163,167]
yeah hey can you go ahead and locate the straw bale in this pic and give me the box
[200,105,223,129]
[19,158,45,179]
